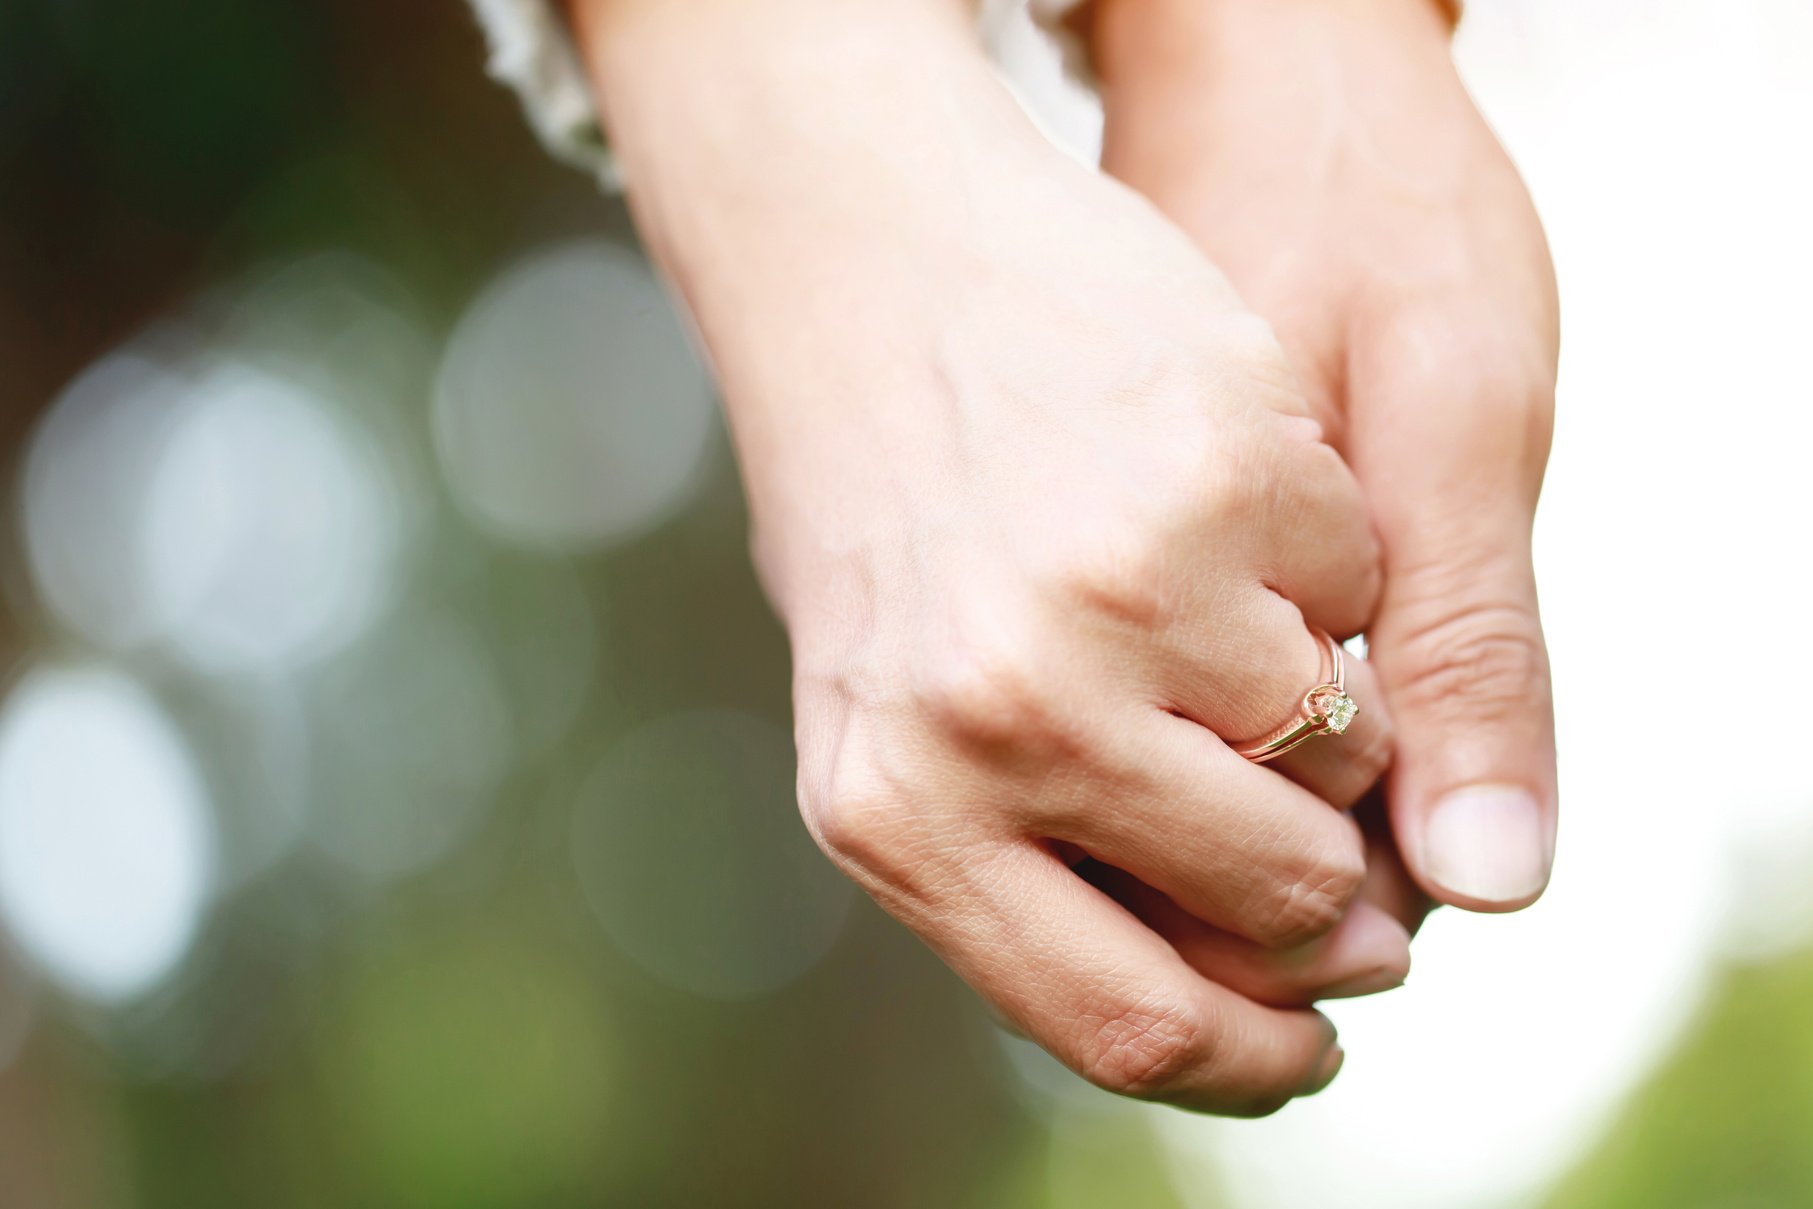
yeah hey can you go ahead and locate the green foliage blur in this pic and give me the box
[1542,945,1813,1209]
[0,3,1124,1204]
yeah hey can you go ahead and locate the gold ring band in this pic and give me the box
[1234,630,1359,763]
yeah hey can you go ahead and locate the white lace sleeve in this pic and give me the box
[1024,0,1090,81]
[466,0,617,183]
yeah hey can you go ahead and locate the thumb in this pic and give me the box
[1353,333,1558,913]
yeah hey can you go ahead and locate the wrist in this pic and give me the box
[1087,0,1456,95]
[563,0,1090,610]
[566,0,1019,295]
[1090,0,1468,199]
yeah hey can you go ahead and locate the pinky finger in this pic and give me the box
[1088,862,1411,1008]
[904,842,1345,1115]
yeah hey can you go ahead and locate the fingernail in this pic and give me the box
[1316,902,1410,998]
[1421,784,1550,905]
[1301,1045,1345,1096]
[1321,966,1407,1000]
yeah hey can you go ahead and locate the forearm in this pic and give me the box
[1085,0,1474,231]
[1085,0,1454,101]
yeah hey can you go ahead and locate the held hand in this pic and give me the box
[744,142,1400,1115]
[571,0,1410,1113]
[1095,0,1560,913]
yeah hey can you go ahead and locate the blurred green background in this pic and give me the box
[2,2,1811,1207]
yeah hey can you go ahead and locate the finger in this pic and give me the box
[1036,708,1368,949]
[1254,417,1384,640]
[1089,863,1411,1008]
[1352,789,1437,936]
[907,842,1345,1114]
[1167,900,1410,1007]
[1350,331,1558,913]
[1156,601,1392,813]
[1251,632,1396,813]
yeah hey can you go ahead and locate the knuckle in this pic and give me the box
[915,627,1067,754]
[805,782,904,878]
[1278,423,1372,524]
[805,772,950,909]
[1219,417,1335,536]
[805,777,961,923]
[1072,996,1206,1099]
[1393,604,1549,725]
[1295,435,1369,520]
[1053,523,1170,629]
[798,708,967,909]
[801,723,918,882]
[1207,313,1297,395]
[1254,852,1365,948]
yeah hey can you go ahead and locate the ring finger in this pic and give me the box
[1261,649,1394,811]
[1157,602,1393,812]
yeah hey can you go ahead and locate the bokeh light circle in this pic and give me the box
[21,351,190,651]
[304,611,514,881]
[433,240,717,551]
[571,710,854,1000]
[141,361,399,676]
[0,665,215,1003]
[23,345,401,677]
[173,677,311,893]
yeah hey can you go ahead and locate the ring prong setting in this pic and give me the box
[1308,687,1358,735]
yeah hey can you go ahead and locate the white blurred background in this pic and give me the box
[994,1,1813,1205]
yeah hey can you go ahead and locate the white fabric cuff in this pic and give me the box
[467,0,617,183]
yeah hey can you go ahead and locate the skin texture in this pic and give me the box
[561,0,1552,1114]
[1089,0,1561,917]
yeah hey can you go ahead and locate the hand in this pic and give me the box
[568,0,1411,1113]
[1092,0,1560,913]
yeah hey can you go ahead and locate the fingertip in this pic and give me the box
[1314,901,1411,998]
[1409,782,1554,911]
[1299,1042,1345,1098]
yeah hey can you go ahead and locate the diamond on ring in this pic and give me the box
[1312,689,1358,734]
